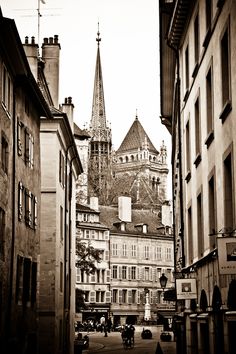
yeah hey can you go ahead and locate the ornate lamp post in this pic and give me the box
[159,273,168,292]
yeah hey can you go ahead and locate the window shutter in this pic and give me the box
[25,128,30,165]
[118,290,122,304]
[137,266,139,281]
[105,250,109,261]
[76,268,81,283]
[118,266,122,279]
[25,188,32,226]
[17,119,23,156]
[128,266,131,280]
[150,267,153,281]
[29,134,34,168]
[104,231,109,240]
[153,290,157,304]
[137,290,140,304]
[105,291,111,303]
[150,290,153,304]
[90,291,95,303]
[33,196,38,228]
[106,269,111,283]
[128,290,132,304]
[18,182,24,221]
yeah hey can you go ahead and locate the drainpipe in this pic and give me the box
[6,86,17,350]
[63,143,74,354]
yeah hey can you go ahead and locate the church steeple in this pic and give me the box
[88,25,112,203]
[89,24,111,143]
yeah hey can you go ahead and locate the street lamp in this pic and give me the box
[159,273,168,292]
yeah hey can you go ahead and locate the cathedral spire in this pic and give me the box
[89,25,111,143]
[88,26,112,203]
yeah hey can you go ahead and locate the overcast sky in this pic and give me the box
[1,0,172,198]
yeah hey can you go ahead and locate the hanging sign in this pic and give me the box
[176,278,197,300]
[217,237,236,274]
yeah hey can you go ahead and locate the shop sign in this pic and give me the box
[217,237,236,274]
[176,278,197,300]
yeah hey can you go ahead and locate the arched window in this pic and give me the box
[125,156,129,163]
[119,157,123,163]
[200,289,208,312]
[212,285,222,311]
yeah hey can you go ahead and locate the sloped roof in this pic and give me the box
[74,122,91,139]
[117,116,158,154]
[76,203,99,214]
[99,205,170,237]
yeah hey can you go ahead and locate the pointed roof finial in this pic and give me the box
[135,108,138,120]
[96,22,101,46]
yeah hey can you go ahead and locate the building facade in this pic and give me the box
[75,196,175,326]
[0,12,51,354]
[159,1,236,353]
[75,197,111,323]
[24,34,83,354]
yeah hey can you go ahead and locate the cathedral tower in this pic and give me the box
[112,113,168,207]
[88,26,112,203]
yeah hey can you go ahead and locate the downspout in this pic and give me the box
[68,154,77,303]
[63,143,74,354]
[6,86,16,347]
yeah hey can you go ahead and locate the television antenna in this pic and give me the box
[13,1,61,51]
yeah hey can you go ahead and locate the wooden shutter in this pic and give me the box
[128,290,132,304]
[137,290,140,304]
[105,291,111,303]
[90,291,95,303]
[118,290,123,304]
[106,269,111,283]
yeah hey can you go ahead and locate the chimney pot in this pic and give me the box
[54,35,59,43]
[31,36,35,44]
[68,96,72,104]
[65,97,68,104]
[49,37,53,44]
[43,37,48,44]
[25,36,29,44]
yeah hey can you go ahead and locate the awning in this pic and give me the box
[197,313,209,322]
[225,311,236,321]
[112,312,140,316]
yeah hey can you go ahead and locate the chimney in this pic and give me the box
[23,36,38,80]
[61,97,74,133]
[118,196,131,222]
[90,197,99,211]
[42,35,60,108]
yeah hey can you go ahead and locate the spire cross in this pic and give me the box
[136,108,138,119]
[96,22,101,45]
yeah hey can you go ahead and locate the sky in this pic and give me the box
[1,0,172,198]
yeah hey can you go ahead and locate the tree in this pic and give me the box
[75,239,103,274]
[75,239,103,311]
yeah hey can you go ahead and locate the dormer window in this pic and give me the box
[134,223,148,233]
[113,221,126,231]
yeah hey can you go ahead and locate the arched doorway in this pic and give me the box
[212,285,224,354]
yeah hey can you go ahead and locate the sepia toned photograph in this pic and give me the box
[1,1,236,354]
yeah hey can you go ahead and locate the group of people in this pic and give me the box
[121,324,135,348]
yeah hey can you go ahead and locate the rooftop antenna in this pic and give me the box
[37,0,45,52]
